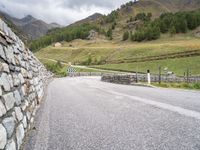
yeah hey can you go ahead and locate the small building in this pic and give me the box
[54,42,62,47]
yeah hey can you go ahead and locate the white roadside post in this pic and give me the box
[68,62,72,77]
[147,70,151,85]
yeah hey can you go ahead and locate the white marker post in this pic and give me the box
[147,70,151,85]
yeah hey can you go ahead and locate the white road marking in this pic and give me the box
[106,89,200,120]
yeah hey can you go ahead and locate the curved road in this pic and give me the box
[25,77,200,150]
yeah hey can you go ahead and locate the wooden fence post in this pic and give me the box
[136,71,138,83]
[159,66,161,84]
[187,68,189,83]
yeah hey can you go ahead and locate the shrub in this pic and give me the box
[106,28,113,40]
[45,61,66,77]
[169,26,176,37]
[29,23,98,51]
[122,31,129,41]
[131,24,160,42]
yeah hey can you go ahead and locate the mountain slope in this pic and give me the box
[19,17,61,40]
[96,0,200,40]
[31,0,200,76]
[15,15,61,40]
[0,11,61,40]
[0,11,29,43]
[69,13,103,27]
[118,0,200,17]
[29,0,200,51]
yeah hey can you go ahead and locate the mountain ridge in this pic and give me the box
[69,13,103,27]
[0,10,61,41]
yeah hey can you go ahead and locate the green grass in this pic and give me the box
[35,35,200,65]
[39,58,114,76]
[40,59,67,77]
[93,56,200,76]
[36,35,200,76]
[152,82,200,90]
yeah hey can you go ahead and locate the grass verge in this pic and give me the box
[93,55,200,76]
[152,82,200,90]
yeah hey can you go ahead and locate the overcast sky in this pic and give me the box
[0,0,134,25]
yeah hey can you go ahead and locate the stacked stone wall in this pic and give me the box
[102,74,200,85]
[0,19,51,150]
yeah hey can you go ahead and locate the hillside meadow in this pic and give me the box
[35,34,200,76]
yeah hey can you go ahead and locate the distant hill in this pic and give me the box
[0,11,61,41]
[118,0,200,17]
[100,0,200,40]
[69,13,103,26]
[0,11,29,43]
[29,0,200,51]
[17,15,61,40]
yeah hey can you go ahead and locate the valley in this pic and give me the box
[1,1,200,150]
[27,0,200,78]
[36,34,200,76]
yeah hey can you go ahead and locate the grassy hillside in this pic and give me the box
[35,34,200,75]
[98,0,200,40]
[34,0,200,77]
[93,56,200,76]
[35,35,200,62]
[29,0,200,51]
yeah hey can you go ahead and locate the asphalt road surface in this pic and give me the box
[24,77,200,150]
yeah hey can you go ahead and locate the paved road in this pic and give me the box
[24,77,200,150]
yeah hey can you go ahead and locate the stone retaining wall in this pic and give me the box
[68,72,123,77]
[0,19,51,150]
[102,74,200,85]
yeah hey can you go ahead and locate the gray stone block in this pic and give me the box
[0,100,6,117]
[14,90,22,106]
[2,117,15,138]
[18,73,25,84]
[5,139,16,150]
[2,92,15,111]
[0,86,2,96]
[12,74,20,87]
[16,124,24,149]
[0,44,6,60]
[20,86,26,97]
[14,107,23,122]
[0,19,4,31]
[0,124,7,149]
[8,75,14,88]
[5,46,15,64]
[21,68,28,78]
[0,73,11,92]
[1,63,10,73]
[22,116,27,129]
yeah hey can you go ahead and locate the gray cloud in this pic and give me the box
[0,0,133,25]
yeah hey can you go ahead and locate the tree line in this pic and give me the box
[29,23,98,51]
[123,10,200,42]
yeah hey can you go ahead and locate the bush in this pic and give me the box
[132,24,160,42]
[29,23,98,51]
[122,31,129,41]
[104,11,118,23]
[131,10,200,42]
[169,26,176,37]
[135,13,152,22]
[106,28,113,40]
[45,61,66,77]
